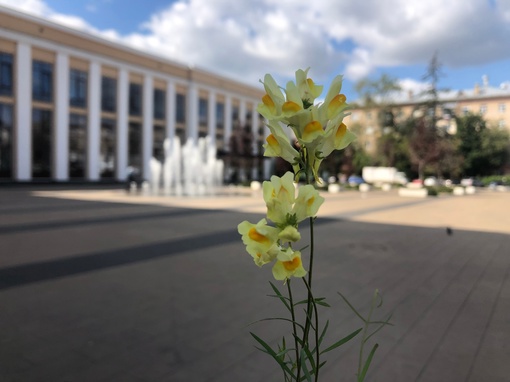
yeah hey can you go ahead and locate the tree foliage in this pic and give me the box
[456,113,510,176]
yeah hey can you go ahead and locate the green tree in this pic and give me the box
[408,117,442,180]
[456,113,510,176]
[355,73,402,107]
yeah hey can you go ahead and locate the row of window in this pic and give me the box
[0,102,180,179]
[464,103,507,115]
[0,52,244,126]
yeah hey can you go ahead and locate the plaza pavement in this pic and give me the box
[0,185,509,381]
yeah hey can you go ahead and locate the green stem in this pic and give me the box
[299,148,319,380]
[357,291,377,381]
[303,278,320,380]
[287,280,300,380]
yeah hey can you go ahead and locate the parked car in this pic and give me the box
[347,175,365,186]
[424,177,438,186]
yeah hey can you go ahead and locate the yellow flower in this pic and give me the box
[278,225,301,243]
[293,185,324,222]
[238,218,279,254]
[310,115,357,179]
[246,244,279,267]
[272,249,307,281]
[295,68,323,105]
[263,121,301,174]
[263,172,296,224]
[318,74,346,121]
[257,74,285,120]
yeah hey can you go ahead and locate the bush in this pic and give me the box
[480,175,510,186]
[426,185,453,196]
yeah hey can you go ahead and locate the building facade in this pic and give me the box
[347,81,510,155]
[0,6,265,182]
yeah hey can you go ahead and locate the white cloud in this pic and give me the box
[398,78,430,95]
[1,0,509,87]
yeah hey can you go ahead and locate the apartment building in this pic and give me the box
[347,77,510,154]
[0,6,265,182]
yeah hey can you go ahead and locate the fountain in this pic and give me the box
[146,136,224,196]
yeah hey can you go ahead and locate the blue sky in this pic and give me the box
[2,0,510,101]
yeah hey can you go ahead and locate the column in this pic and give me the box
[166,81,176,143]
[186,82,198,145]
[224,94,232,148]
[116,68,128,181]
[251,102,259,179]
[142,74,153,179]
[251,102,259,154]
[15,42,31,181]
[207,90,216,148]
[239,99,246,126]
[54,52,69,181]
[87,61,101,180]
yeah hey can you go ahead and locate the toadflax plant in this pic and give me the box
[238,69,392,381]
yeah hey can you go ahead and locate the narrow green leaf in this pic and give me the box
[269,281,291,312]
[358,343,379,382]
[338,292,367,323]
[365,313,394,343]
[318,320,329,347]
[251,332,297,378]
[253,317,305,332]
[320,327,363,354]
[302,345,316,373]
[316,300,331,307]
[267,294,291,303]
[299,348,313,382]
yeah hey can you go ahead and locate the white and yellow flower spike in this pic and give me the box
[263,172,296,224]
[238,218,279,254]
[293,185,325,222]
[272,248,307,281]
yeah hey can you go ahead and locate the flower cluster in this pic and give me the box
[258,68,356,181]
[238,68,355,282]
[238,172,324,281]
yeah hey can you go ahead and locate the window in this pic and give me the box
[176,93,186,123]
[499,103,506,113]
[216,103,224,128]
[0,53,13,97]
[0,103,13,178]
[129,122,142,170]
[153,89,166,120]
[100,118,116,178]
[129,83,142,116]
[462,106,470,115]
[199,98,208,125]
[232,106,239,121]
[33,61,53,103]
[70,69,87,108]
[480,104,487,114]
[366,111,372,120]
[498,120,506,130]
[366,126,374,135]
[69,114,87,178]
[101,76,117,112]
[153,124,165,162]
[32,108,52,177]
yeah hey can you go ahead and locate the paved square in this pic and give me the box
[0,186,509,381]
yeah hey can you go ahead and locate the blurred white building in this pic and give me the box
[0,6,265,182]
